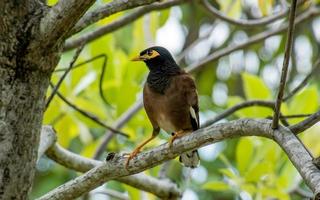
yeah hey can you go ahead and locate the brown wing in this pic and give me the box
[181,74,199,130]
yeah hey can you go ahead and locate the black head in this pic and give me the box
[131,46,179,71]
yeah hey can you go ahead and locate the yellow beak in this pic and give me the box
[131,55,147,61]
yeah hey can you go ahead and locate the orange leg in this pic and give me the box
[168,130,188,147]
[125,128,159,169]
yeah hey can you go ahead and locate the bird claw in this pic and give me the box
[125,149,141,169]
[168,130,185,148]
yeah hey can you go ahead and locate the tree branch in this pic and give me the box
[38,119,320,199]
[289,110,320,134]
[201,0,290,27]
[64,0,186,51]
[51,86,128,137]
[37,126,57,162]
[283,58,320,101]
[46,44,84,109]
[202,100,274,127]
[43,128,180,199]
[272,0,298,129]
[71,0,163,36]
[94,100,144,159]
[40,0,95,45]
[185,6,320,73]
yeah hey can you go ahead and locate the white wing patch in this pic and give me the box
[189,107,198,126]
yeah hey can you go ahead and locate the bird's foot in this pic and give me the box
[124,148,141,169]
[169,130,185,147]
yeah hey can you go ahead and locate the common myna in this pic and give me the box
[126,46,200,168]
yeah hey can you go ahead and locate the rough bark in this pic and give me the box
[0,1,59,199]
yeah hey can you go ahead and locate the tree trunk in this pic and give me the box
[0,1,59,199]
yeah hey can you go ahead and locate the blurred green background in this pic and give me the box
[33,0,320,199]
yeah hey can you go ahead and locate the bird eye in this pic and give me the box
[147,50,153,56]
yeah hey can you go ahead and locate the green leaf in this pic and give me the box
[244,161,272,182]
[159,9,170,27]
[202,181,229,191]
[236,138,254,174]
[242,72,271,100]
[288,85,318,124]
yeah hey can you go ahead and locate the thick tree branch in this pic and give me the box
[40,0,95,45]
[185,6,320,73]
[71,0,163,35]
[38,119,320,199]
[43,128,180,199]
[202,0,290,27]
[272,0,298,129]
[64,0,186,51]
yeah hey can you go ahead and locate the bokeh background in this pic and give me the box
[33,0,320,199]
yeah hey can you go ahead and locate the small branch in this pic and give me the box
[97,55,113,107]
[158,161,171,179]
[202,0,289,27]
[283,58,320,101]
[44,135,180,199]
[64,0,186,51]
[280,114,312,119]
[37,126,57,162]
[314,157,320,169]
[93,189,129,200]
[289,110,320,134]
[38,119,320,199]
[94,100,144,159]
[185,6,320,73]
[40,0,95,45]
[71,0,163,36]
[45,44,84,109]
[201,100,274,127]
[272,0,298,129]
[51,85,128,137]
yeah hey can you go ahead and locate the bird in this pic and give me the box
[125,46,200,168]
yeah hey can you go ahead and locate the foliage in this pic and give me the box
[33,0,320,199]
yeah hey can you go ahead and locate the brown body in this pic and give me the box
[144,71,199,134]
[126,46,200,168]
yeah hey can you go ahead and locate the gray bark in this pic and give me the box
[0,1,59,199]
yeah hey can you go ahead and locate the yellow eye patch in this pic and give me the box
[131,49,160,61]
[145,50,160,59]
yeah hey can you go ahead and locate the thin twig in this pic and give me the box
[186,6,319,73]
[50,83,128,137]
[202,100,274,127]
[93,100,143,159]
[272,0,298,129]
[283,58,320,101]
[45,44,85,109]
[54,54,106,72]
[98,55,113,107]
[289,110,320,134]
[202,0,290,27]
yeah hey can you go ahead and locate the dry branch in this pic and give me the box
[38,119,320,199]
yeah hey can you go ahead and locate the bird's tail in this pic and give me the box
[179,150,200,168]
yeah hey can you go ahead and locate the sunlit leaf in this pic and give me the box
[236,138,254,174]
[288,85,318,124]
[202,181,229,191]
[242,72,271,100]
